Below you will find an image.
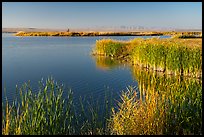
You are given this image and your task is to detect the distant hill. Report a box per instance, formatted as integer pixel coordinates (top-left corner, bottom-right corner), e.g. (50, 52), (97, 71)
(174, 29), (202, 32)
(2, 28), (65, 33)
(2, 27), (202, 33)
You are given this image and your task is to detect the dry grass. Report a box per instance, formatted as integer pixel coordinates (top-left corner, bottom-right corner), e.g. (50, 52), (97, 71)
(109, 67), (202, 135)
(109, 86), (165, 135)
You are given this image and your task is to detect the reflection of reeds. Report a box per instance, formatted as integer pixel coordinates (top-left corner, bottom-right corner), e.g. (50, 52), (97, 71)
(109, 68), (202, 135)
(93, 56), (122, 70)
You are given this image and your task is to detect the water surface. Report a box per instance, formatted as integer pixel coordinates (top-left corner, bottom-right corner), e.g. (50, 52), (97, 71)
(2, 33), (170, 106)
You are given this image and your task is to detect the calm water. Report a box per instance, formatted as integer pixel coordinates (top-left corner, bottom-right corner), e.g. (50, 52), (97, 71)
(2, 33), (171, 107)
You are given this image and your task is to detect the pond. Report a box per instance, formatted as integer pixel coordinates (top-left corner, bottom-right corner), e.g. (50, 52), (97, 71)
(2, 33), (171, 107)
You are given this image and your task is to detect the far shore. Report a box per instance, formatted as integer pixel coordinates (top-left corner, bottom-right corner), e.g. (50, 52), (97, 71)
(13, 31), (202, 37)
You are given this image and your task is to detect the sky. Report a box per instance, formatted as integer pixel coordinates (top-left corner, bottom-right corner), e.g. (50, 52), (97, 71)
(2, 2), (202, 29)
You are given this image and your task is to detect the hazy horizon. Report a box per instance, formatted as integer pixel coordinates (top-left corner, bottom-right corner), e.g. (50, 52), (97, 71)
(2, 2), (202, 30)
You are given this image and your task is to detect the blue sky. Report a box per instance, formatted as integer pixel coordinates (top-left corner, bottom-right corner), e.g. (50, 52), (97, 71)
(2, 2), (202, 29)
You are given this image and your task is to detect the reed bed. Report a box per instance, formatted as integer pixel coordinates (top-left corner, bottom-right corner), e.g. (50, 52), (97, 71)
(163, 31), (202, 36)
(131, 38), (202, 78)
(2, 78), (112, 135)
(109, 67), (202, 135)
(93, 38), (202, 78)
(172, 34), (202, 39)
(93, 39), (128, 57)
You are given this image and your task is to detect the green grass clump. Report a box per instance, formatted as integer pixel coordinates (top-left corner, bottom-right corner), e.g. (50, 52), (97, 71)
(93, 39), (127, 57)
(2, 78), (112, 135)
(2, 78), (75, 135)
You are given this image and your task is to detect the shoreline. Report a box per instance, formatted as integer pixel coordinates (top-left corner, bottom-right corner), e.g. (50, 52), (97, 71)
(13, 31), (202, 37)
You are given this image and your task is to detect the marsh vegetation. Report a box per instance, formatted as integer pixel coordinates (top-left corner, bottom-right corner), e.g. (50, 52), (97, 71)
(92, 37), (202, 78)
(2, 69), (202, 135)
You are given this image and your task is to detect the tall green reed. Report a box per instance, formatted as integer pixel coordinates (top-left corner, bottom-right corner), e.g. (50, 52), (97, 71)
(2, 77), (114, 135)
(2, 77), (75, 135)
(93, 38), (202, 78)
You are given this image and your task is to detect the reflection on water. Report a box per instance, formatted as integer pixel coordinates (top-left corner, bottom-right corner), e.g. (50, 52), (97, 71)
(92, 56), (125, 70)
(131, 65), (202, 100)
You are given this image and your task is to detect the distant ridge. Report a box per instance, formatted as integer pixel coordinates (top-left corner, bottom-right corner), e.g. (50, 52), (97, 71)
(2, 28), (65, 33)
(2, 27), (202, 33)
